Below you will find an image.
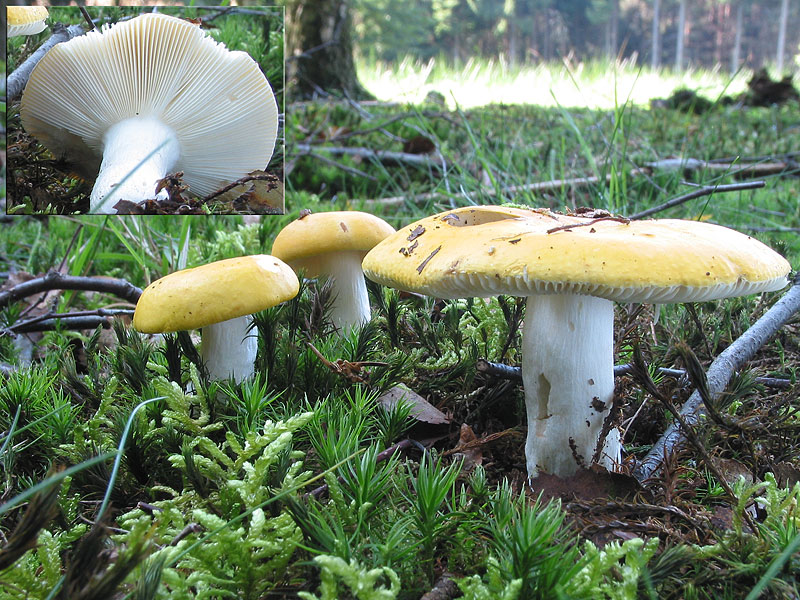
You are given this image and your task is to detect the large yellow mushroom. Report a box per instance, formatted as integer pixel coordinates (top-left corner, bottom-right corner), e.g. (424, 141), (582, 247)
(363, 205), (791, 477)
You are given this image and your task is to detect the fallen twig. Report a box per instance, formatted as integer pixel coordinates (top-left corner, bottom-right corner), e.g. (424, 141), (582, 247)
(0, 272), (142, 310)
(420, 573), (460, 600)
(627, 344), (760, 535)
(645, 157), (799, 178)
(294, 143), (443, 168)
(475, 358), (793, 389)
(360, 170), (648, 208)
(628, 180), (766, 220)
(7, 24), (86, 102)
(441, 427), (520, 457)
(6, 309), (134, 334)
(633, 274), (800, 483)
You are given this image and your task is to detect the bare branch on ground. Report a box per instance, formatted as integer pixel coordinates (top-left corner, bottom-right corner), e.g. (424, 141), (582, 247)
(7, 24), (86, 102)
(475, 358), (793, 389)
(361, 170), (649, 208)
(633, 274), (800, 483)
(627, 180), (766, 219)
(0, 272), (142, 310)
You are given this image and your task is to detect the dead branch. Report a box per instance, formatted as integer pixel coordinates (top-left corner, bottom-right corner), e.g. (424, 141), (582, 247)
(0, 272), (142, 310)
(633, 274), (800, 483)
(628, 180), (765, 220)
(7, 24), (86, 102)
(645, 157), (799, 178)
(420, 574), (461, 600)
(475, 358), (792, 389)
(294, 143), (443, 168)
(361, 170), (648, 208)
(6, 309), (134, 334)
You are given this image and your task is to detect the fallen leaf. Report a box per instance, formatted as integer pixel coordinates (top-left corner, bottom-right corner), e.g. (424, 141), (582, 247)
(451, 424), (483, 472)
(378, 385), (449, 424)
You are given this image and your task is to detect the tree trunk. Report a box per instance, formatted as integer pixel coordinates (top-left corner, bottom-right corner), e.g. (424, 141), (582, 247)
(675, 0), (687, 71)
(651, 0), (661, 69)
(286, 0), (372, 100)
(731, 1), (743, 75)
(609, 0), (619, 59)
(776, 0), (789, 72)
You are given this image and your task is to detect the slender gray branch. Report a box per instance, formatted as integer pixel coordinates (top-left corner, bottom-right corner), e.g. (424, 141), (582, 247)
(294, 143), (443, 168)
(628, 180), (765, 220)
(7, 24), (86, 102)
(475, 358), (792, 389)
(633, 274), (800, 483)
(8, 309), (134, 334)
(0, 272), (142, 309)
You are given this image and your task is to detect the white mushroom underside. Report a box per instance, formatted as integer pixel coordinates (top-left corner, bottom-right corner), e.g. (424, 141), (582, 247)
(20, 13), (279, 207)
(434, 271), (789, 304)
(90, 117), (179, 213)
(8, 21), (47, 37)
(523, 293), (621, 477)
(200, 315), (257, 383)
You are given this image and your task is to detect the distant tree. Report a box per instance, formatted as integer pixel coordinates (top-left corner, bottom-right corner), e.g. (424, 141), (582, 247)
(651, 0), (661, 69)
(730, 0), (743, 74)
(286, 0), (372, 100)
(777, 0), (789, 72)
(674, 0), (687, 70)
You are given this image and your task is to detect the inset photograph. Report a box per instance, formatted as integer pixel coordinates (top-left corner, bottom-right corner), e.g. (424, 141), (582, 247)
(7, 6), (284, 215)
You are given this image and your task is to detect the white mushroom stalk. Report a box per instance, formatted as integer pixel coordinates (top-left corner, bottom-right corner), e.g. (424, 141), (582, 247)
(90, 117), (179, 213)
(523, 294), (620, 476)
(318, 250), (372, 333)
(271, 211), (396, 336)
(362, 206), (791, 479)
(200, 315), (257, 383)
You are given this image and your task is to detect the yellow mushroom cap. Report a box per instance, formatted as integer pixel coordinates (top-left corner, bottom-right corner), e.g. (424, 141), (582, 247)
(362, 205), (791, 303)
(133, 255), (299, 333)
(271, 211), (396, 277)
(7, 6), (49, 37)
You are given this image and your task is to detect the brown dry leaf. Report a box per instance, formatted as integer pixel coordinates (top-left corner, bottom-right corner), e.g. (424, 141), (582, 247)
(451, 423), (483, 472)
(377, 385), (449, 425)
(773, 462), (800, 488)
(711, 457), (754, 487)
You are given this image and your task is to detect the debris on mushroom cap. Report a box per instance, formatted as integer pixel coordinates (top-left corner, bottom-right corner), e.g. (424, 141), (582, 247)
(363, 205), (791, 303)
(133, 255), (298, 334)
(7, 7), (49, 37)
(272, 211), (396, 277)
(20, 13), (279, 201)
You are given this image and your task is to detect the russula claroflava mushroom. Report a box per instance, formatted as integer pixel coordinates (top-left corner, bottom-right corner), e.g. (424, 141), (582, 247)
(7, 6), (49, 37)
(271, 211), (396, 334)
(362, 205), (791, 477)
(133, 255), (298, 383)
(20, 13), (278, 214)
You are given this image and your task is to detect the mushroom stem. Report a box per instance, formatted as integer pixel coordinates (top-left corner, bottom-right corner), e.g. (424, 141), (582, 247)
(522, 293), (621, 477)
(320, 251), (371, 334)
(200, 315), (257, 383)
(90, 116), (180, 213)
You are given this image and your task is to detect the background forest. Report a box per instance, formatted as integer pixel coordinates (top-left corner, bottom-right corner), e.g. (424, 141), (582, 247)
(352, 0), (800, 73)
